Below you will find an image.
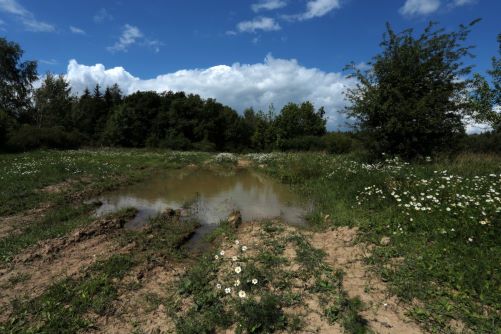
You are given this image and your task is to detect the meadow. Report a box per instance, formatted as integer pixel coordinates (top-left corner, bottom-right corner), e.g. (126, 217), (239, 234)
(0, 149), (499, 333)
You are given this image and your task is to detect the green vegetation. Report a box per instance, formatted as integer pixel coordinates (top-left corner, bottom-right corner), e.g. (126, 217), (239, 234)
(171, 220), (368, 334)
(1, 209), (201, 333)
(248, 152), (501, 333)
(1, 24), (500, 156)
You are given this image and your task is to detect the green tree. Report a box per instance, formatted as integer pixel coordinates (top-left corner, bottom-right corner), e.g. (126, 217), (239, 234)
(344, 21), (481, 158)
(274, 102), (326, 140)
(34, 73), (73, 128)
(471, 33), (501, 131)
(0, 37), (37, 120)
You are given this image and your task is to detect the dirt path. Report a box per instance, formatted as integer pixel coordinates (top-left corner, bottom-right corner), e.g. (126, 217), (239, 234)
(0, 214), (132, 322)
(309, 227), (424, 334)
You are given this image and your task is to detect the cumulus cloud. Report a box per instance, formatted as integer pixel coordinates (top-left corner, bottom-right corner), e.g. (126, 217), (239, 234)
(251, 0), (287, 12)
(69, 26), (86, 35)
(399, 0), (441, 16)
(0, 0), (54, 32)
(107, 24), (143, 52)
(285, 0), (341, 21)
(64, 56), (355, 130)
(236, 17), (281, 33)
(93, 8), (113, 23)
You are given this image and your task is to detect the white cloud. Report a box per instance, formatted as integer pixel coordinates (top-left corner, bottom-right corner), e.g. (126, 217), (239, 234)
(0, 0), (54, 32)
(69, 26), (86, 35)
(107, 24), (143, 52)
(64, 56), (355, 130)
(237, 17), (281, 33)
(450, 0), (476, 7)
(399, 0), (441, 16)
(93, 8), (113, 23)
(251, 0), (287, 12)
(39, 59), (58, 65)
(285, 0), (341, 21)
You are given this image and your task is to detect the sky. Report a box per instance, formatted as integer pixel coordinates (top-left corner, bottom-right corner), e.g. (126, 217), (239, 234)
(0, 0), (499, 130)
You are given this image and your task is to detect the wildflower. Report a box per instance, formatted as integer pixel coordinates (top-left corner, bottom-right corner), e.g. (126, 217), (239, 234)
(216, 283), (222, 289)
(235, 240), (240, 245)
(214, 255), (219, 260)
(238, 290), (247, 298)
(225, 287), (231, 294)
(241, 246), (248, 252)
(235, 266), (242, 274)
(252, 278), (258, 285)
(479, 220), (488, 225)
(234, 279), (241, 287)
(220, 250), (225, 256)
(468, 237), (473, 243)
(232, 256), (238, 262)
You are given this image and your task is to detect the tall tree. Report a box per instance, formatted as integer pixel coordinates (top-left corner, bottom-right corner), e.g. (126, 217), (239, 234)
(34, 73), (72, 128)
(344, 21), (481, 158)
(274, 102), (326, 140)
(0, 37), (37, 120)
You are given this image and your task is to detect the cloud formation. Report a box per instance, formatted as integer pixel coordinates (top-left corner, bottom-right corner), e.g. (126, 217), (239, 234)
(69, 26), (86, 35)
(251, 0), (287, 12)
(64, 56), (355, 130)
(236, 17), (281, 33)
(0, 0), (54, 32)
(285, 0), (341, 21)
(93, 8), (113, 23)
(107, 24), (143, 52)
(399, 0), (441, 15)
(107, 24), (162, 53)
(399, 0), (475, 16)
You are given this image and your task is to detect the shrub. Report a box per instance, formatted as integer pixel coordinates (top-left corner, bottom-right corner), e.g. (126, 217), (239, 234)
(278, 135), (325, 151)
(462, 131), (501, 154)
(322, 132), (355, 154)
(6, 125), (84, 152)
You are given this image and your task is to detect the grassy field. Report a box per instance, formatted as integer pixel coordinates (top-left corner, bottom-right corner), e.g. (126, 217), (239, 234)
(0, 149), (499, 333)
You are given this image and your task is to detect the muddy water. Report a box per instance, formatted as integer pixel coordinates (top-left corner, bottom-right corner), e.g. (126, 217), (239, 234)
(95, 168), (308, 246)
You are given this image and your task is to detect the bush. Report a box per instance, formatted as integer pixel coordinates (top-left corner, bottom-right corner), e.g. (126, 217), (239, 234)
(0, 110), (16, 150)
(278, 135), (325, 151)
(6, 125), (84, 152)
(462, 131), (501, 153)
(322, 132), (355, 154)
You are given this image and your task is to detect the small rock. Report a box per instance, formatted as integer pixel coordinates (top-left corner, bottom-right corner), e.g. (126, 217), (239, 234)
(380, 236), (391, 246)
(227, 210), (242, 229)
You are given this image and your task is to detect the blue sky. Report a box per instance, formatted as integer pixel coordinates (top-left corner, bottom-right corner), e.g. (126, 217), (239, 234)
(0, 0), (499, 129)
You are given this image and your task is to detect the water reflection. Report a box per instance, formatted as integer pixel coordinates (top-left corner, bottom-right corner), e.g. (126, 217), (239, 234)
(95, 168), (307, 229)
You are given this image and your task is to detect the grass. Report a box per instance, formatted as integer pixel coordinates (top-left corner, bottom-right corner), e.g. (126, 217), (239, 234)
(3, 254), (136, 333)
(170, 220), (369, 333)
(246, 152), (501, 333)
(1, 148), (499, 333)
(1, 210), (201, 333)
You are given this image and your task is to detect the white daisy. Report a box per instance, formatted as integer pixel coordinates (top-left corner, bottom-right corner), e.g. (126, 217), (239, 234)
(235, 266), (242, 274)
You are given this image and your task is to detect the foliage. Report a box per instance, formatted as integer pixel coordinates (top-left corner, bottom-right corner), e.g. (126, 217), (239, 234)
(6, 125), (83, 152)
(261, 152), (501, 332)
(0, 37), (37, 120)
(33, 73), (73, 128)
(344, 21), (481, 158)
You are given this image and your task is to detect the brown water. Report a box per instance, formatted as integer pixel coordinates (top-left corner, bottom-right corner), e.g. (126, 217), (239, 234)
(95, 168), (308, 245)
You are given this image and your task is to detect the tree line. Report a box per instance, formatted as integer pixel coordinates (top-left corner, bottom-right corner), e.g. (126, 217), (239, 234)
(0, 20), (500, 158)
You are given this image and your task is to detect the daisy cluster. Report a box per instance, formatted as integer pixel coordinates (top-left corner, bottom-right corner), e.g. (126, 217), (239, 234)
(213, 240), (258, 299)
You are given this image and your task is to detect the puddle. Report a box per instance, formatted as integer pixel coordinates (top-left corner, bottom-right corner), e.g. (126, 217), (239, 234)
(94, 168), (309, 248)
